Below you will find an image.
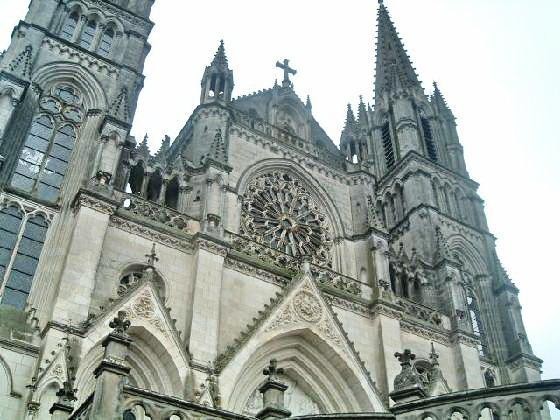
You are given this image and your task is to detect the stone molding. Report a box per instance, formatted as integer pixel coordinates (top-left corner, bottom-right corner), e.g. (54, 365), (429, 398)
(41, 37), (118, 78)
(224, 257), (290, 288)
(109, 215), (194, 253)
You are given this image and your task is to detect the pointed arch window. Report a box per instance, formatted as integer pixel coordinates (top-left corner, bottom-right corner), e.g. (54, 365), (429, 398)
(381, 121), (395, 169)
(0, 205), (49, 310)
(60, 11), (79, 41)
(10, 84), (83, 203)
(466, 290), (488, 356)
(79, 18), (97, 49)
(97, 26), (115, 57)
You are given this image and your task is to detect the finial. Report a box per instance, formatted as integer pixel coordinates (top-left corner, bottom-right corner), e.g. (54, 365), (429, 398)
(146, 243), (158, 266)
(109, 311), (131, 336)
(429, 342), (439, 366)
(263, 359), (284, 382)
(394, 349), (416, 366)
(276, 59), (297, 88)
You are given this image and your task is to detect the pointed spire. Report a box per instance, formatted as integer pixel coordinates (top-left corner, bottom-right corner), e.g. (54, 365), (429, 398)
(211, 40), (229, 70)
(8, 45), (33, 79)
(358, 96), (368, 126)
(155, 135), (171, 161)
(374, 2), (421, 99)
(137, 133), (151, 157)
(345, 103), (356, 128)
(305, 95), (312, 111)
(431, 82), (455, 119)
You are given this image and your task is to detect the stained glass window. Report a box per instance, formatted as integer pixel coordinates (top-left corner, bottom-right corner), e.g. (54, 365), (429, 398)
(10, 85), (82, 203)
(0, 207), (48, 310)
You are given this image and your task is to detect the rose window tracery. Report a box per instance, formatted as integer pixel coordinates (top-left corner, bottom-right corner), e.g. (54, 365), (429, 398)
(241, 171), (333, 265)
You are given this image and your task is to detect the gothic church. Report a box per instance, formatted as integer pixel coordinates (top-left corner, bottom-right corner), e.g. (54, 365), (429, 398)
(0, 0), (558, 419)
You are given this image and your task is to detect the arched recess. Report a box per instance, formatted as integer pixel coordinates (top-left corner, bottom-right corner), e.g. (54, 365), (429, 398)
(446, 234), (488, 277)
(0, 355), (13, 396)
(223, 328), (382, 415)
(32, 61), (107, 111)
(75, 325), (185, 404)
(235, 159), (347, 270)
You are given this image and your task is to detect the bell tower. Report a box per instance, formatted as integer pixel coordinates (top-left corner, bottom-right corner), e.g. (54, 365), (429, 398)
(200, 40), (234, 104)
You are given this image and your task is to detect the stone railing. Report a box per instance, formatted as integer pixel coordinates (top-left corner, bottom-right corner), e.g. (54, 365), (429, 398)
(394, 298), (447, 329)
(228, 232), (365, 297)
(390, 379), (560, 420)
(120, 193), (193, 235)
(121, 386), (252, 420)
(231, 109), (347, 171)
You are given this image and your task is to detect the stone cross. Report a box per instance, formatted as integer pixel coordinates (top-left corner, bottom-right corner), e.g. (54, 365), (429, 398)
(276, 59), (297, 88)
(263, 359), (284, 382)
(109, 311), (131, 336)
(394, 349), (416, 366)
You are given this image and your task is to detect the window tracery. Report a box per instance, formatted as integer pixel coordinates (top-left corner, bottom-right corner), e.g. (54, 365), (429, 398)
(10, 84), (83, 203)
(466, 289), (488, 356)
(240, 171), (333, 266)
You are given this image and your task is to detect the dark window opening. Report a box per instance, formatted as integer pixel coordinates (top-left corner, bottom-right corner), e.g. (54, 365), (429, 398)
(128, 161), (145, 195)
(165, 177), (180, 209)
(146, 170), (163, 202)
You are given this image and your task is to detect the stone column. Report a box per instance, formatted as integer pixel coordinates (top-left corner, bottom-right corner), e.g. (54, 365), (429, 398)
(89, 312), (132, 420)
(256, 360), (291, 420)
(51, 191), (116, 323)
(188, 239), (226, 363)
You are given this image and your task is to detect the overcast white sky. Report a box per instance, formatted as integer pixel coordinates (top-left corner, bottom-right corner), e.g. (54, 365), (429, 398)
(1, 0), (559, 391)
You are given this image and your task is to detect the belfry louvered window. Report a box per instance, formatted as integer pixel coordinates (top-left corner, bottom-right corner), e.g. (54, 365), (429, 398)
(10, 84), (83, 203)
(421, 117), (438, 162)
(381, 121), (395, 169)
(79, 18), (97, 49)
(0, 204), (49, 310)
(60, 11), (79, 41)
(97, 26), (115, 57)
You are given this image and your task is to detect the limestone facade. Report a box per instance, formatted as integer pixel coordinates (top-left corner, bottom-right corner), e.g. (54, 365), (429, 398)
(0, 1), (557, 419)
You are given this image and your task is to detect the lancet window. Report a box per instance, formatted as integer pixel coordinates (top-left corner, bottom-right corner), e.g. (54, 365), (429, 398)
(59, 10), (117, 58)
(0, 203), (49, 310)
(10, 84), (84, 203)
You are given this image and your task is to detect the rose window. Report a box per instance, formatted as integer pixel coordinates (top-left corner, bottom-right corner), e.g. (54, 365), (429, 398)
(241, 171), (333, 265)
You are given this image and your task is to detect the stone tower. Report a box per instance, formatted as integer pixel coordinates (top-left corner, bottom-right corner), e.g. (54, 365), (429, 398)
(0, 1), (557, 420)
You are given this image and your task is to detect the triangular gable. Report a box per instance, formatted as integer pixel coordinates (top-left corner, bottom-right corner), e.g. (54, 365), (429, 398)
(216, 268), (385, 410)
(82, 281), (189, 377)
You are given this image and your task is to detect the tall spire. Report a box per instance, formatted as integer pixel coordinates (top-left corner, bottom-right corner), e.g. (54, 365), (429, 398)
(211, 40), (229, 70)
(431, 82), (455, 119)
(374, 1), (421, 99)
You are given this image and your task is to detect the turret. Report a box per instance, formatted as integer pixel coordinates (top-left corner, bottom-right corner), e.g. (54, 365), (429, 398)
(200, 40), (234, 104)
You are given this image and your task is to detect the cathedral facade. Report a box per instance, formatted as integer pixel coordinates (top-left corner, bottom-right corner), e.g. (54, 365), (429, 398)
(0, 1), (558, 419)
